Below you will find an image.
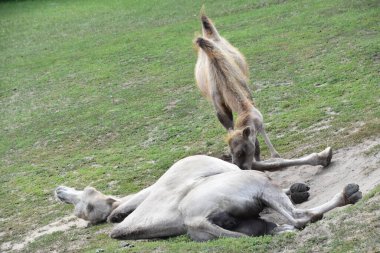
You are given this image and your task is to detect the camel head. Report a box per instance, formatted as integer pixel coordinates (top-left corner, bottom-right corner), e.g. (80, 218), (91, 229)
(55, 186), (118, 224)
(227, 126), (256, 170)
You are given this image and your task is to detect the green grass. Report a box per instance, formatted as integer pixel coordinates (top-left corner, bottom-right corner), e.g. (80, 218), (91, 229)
(0, 0), (379, 252)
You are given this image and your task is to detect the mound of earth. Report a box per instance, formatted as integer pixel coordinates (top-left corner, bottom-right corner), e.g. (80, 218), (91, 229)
(261, 136), (380, 224)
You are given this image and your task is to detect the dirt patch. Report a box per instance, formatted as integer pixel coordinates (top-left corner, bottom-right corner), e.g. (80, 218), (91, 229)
(262, 136), (380, 224)
(0, 216), (88, 252)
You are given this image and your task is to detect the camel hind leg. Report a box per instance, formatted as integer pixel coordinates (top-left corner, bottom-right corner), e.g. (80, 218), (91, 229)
(261, 183), (362, 228)
(213, 95), (234, 131)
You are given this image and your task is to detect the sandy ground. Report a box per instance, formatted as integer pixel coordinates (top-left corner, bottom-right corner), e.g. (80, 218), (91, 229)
(1, 137), (379, 252)
(262, 136), (380, 223)
(0, 216), (88, 252)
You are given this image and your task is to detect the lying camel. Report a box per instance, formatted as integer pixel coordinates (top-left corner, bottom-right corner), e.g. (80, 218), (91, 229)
(55, 151), (360, 241)
(194, 13), (280, 170)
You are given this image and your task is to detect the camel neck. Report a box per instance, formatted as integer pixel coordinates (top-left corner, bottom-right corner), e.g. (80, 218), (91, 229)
(235, 106), (255, 130)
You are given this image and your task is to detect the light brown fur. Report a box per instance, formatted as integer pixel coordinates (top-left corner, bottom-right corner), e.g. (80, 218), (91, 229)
(194, 13), (279, 169)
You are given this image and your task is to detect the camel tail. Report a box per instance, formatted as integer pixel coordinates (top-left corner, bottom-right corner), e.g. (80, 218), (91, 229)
(195, 37), (221, 59)
(195, 37), (219, 56)
(200, 8), (221, 41)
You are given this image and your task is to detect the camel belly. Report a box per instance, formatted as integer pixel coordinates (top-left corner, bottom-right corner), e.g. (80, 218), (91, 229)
(179, 170), (268, 220)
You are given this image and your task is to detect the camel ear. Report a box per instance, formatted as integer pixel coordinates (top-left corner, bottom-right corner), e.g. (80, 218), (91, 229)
(242, 126), (251, 139)
(106, 197), (117, 206)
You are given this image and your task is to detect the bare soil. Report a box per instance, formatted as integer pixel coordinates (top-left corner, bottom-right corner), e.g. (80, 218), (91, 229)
(262, 136), (380, 224)
(0, 216), (88, 252)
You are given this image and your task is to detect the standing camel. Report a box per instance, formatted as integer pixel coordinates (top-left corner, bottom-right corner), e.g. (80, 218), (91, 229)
(194, 13), (280, 170)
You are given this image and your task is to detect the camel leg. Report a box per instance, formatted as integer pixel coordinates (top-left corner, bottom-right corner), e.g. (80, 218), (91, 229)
(254, 138), (261, 161)
(251, 147), (333, 171)
(185, 217), (247, 242)
(110, 202), (186, 240)
(213, 95), (234, 131)
(110, 216), (185, 240)
(107, 186), (152, 223)
(262, 183), (362, 228)
(259, 128), (280, 158)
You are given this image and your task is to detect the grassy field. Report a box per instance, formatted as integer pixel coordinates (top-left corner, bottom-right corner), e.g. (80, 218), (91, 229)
(1, 0), (379, 252)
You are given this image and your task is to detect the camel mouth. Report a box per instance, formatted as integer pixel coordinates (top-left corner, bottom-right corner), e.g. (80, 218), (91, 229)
(54, 188), (66, 203)
(54, 186), (72, 204)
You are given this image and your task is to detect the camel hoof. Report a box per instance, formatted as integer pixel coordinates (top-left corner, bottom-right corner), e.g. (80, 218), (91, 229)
(290, 183), (310, 204)
(107, 211), (127, 223)
(343, 184), (362, 205)
(290, 183), (310, 193)
(291, 192), (310, 204)
(319, 147), (333, 167)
